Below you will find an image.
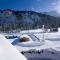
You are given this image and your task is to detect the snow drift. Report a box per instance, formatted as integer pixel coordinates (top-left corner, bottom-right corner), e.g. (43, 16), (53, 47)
(0, 34), (27, 60)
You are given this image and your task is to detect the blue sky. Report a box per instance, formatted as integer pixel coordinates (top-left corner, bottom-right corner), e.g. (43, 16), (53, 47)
(0, 0), (60, 12)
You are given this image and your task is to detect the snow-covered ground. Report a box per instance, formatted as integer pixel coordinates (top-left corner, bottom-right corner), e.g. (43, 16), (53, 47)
(0, 34), (27, 60)
(20, 29), (43, 34)
(23, 48), (60, 60)
(2, 29), (60, 52)
(34, 32), (60, 40)
(1, 29), (60, 60)
(13, 31), (60, 52)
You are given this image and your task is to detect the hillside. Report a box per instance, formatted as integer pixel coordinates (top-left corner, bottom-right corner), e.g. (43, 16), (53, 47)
(0, 9), (59, 31)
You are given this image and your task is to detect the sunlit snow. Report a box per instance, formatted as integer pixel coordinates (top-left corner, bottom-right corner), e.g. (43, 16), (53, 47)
(0, 34), (27, 60)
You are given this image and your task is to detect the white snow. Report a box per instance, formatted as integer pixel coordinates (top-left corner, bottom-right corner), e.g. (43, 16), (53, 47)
(20, 34), (34, 43)
(20, 29), (43, 34)
(16, 40), (60, 51)
(0, 34), (27, 60)
(15, 30), (60, 52)
(1, 29), (60, 52)
(34, 32), (60, 40)
(8, 38), (18, 43)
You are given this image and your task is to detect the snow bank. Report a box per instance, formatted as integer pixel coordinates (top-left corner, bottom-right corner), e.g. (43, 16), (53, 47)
(20, 34), (33, 43)
(0, 34), (27, 60)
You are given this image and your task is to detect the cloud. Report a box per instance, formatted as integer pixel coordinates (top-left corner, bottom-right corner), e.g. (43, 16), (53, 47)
(51, 0), (60, 13)
(51, 2), (56, 6)
(31, 7), (35, 11)
(51, 0), (60, 6)
(30, 7), (39, 12)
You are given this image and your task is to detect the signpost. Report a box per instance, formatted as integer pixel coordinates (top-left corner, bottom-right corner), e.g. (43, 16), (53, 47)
(42, 25), (45, 43)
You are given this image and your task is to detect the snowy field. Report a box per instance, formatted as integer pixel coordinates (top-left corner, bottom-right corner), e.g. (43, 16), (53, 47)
(16, 31), (60, 51)
(1, 29), (60, 60)
(2, 29), (60, 52)
(17, 31), (60, 60)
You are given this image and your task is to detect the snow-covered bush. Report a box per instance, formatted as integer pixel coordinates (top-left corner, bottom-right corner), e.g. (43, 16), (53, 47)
(20, 37), (29, 42)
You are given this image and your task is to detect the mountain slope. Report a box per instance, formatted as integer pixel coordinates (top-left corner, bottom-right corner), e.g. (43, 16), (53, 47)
(0, 9), (59, 31)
